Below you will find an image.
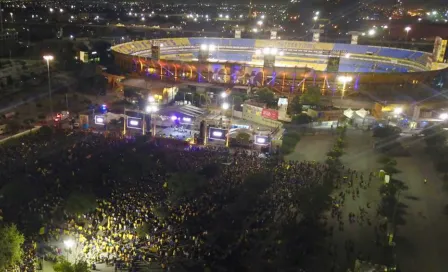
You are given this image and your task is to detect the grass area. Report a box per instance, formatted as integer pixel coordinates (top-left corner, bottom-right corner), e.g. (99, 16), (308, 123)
(4, 93), (95, 126)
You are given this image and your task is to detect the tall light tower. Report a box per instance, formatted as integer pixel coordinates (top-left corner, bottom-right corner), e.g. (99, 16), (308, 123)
(248, 0), (252, 18)
(43, 55), (54, 119)
(404, 26), (411, 42)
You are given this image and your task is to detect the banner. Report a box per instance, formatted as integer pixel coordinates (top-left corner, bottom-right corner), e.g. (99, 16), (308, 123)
(327, 57), (340, 72)
(254, 40), (334, 51)
(235, 30), (241, 39)
(261, 108), (279, 120)
(79, 114), (89, 126)
(351, 35), (359, 45)
(151, 46), (160, 60)
(438, 40), (447, 63)
(263, 55), (275, 68)
(432, 36), (443, 62)
(372, 103), (383, 119)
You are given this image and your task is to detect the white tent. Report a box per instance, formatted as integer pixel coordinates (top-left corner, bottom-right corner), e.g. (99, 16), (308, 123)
(355, 108), (368, 118)
(343, 108), (354, 118)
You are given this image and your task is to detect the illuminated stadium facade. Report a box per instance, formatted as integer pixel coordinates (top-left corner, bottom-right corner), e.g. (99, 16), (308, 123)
(111, 38), (448, 95)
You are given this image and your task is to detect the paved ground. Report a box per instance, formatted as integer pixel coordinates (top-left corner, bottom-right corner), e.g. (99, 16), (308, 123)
(392, 137), (448, 272)
(322, 129), (387, 271)
(285, 132), (335, 162)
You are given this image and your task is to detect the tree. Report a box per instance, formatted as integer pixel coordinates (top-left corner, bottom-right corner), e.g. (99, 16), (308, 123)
(0, 224), (24, 271)
(423, 126), (446, 151)
(255, 88), (276, 107)
(232, 95), (244, 111)
(288, 95), (302, 115)
(4, 120), (21, 134)
(53, 259), (89, 272)
(135, 222), (150, 239)
(434, 151), (448, 179)
(292, 113), (312, 125)
(236, 132), (251, 143)
(64, 191), (97, 216)
(300, 86), (321, 105)
(151, 204), (170, 220)
(167, 172), (207, 202)
(372, 125), (401, 139)
(199, 163), (221, 179)
(326, 147), (343, 158)
(281, 131), (301, 154)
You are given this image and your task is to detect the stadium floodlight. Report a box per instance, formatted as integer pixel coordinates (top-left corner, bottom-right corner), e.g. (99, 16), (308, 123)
(263, 47), (270, 54)
(337, 76), (353, 83)
(393, 107), (403, 115)
(222, 102), (230, 110)
(439, 113), (448, 120)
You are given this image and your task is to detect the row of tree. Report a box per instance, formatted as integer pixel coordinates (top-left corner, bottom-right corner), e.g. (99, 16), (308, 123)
(280, 131), (301, 155)
(325, 126), (347, 168)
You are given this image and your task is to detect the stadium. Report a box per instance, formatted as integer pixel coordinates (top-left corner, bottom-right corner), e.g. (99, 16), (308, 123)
(111, 37), (448, 96)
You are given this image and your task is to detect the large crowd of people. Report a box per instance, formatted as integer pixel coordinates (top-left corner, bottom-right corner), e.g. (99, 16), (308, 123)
(0, 126), (384, 272)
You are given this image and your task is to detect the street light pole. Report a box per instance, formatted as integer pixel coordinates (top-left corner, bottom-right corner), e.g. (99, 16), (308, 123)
(43, 55), (54, 120)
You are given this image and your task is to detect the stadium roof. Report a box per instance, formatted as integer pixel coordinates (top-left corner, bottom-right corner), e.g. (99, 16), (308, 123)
(157, 104), (207, 119)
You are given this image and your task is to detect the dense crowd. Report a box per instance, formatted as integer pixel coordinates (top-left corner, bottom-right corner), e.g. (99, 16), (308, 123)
(0, 127), (367, 272)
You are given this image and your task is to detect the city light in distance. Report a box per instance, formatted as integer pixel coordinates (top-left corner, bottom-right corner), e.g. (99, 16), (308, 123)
(222, 102), (230, 110)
